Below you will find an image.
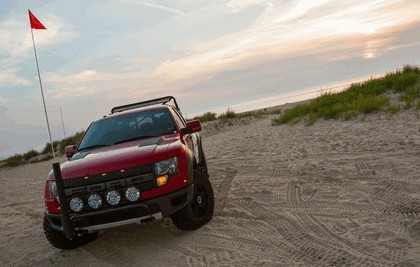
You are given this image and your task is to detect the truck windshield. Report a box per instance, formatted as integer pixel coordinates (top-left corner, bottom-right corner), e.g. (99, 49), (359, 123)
(78, 109), (177, 151)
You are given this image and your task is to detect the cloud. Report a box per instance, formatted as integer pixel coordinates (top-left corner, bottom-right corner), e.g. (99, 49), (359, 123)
(150, 0), (420, 81)
(45, 70), (100, 84)
(0, 68), (32, 87)
(44, 69), (143, 84)
(0, 96), (10, 104)
(0, 10), (77, 67)
(73, 70), (97, 80)
(225, 0), (268, 12)
(52, 86), (99, 99)
(118, 0), (184, 16)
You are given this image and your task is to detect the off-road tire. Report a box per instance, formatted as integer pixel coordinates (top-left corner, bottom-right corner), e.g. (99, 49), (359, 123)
(171, 170), (214, 230)
(43, 215), (98, 250)
(197, 138), (209, 178)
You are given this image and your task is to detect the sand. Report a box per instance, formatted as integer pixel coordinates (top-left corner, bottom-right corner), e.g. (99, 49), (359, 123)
(1, 106), (419, 266)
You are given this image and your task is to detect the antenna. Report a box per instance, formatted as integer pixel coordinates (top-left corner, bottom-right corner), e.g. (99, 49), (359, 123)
(60, 106), (67, 139)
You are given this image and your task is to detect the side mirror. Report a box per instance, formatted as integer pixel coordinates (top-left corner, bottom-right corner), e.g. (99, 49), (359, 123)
(65, 145), (77, 159)
(181, 120), (202, 135)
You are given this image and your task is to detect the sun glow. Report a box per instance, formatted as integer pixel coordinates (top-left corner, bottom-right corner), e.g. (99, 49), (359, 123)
(364, 52), (375, 59)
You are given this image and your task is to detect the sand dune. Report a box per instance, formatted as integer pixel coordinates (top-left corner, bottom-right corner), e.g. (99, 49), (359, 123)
(1, 106), (419, 266)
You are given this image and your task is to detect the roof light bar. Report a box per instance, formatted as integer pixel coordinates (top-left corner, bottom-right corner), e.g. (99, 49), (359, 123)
(111, 96), (179, 114)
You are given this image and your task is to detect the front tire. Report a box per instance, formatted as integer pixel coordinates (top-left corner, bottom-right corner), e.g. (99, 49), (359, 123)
(43, 215), (98, 250)
(171, 170), (214, 230)
(197, 139), (209, 178)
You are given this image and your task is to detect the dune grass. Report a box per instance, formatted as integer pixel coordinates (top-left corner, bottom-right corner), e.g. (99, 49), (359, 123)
(194, 107), (281, 126)
(193, 112), (217, 122)
(272, 65), (420, 126)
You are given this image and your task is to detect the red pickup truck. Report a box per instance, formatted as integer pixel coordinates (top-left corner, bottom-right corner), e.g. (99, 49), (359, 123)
(43, 96), (213, 249)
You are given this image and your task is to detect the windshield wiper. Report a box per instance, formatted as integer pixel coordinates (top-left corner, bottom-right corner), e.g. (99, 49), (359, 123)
(113, 135), (160, 145)
(78, 144), (109, 151)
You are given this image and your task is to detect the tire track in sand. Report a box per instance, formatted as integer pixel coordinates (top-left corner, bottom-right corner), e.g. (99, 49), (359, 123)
(284, 169), (407, 266)
(214, 168), (237, 215)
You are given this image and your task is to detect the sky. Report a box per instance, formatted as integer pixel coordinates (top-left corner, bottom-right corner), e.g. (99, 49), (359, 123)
(0, 0), (419, 159)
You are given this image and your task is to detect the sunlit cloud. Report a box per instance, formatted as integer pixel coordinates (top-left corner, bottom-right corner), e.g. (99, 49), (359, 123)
(44, 69), (142, 84)
(45, 70), (98, 83)
(73, 70), (97, 80)
(151, 0), (420, 81)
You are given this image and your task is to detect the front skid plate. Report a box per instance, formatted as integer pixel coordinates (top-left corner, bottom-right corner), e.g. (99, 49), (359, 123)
(75, 212), (163, 233)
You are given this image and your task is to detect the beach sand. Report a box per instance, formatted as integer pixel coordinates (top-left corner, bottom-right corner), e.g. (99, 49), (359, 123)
(1, 105), (419, 266)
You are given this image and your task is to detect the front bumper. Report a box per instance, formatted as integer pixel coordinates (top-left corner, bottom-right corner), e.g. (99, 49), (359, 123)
(45, 184), (194, 233)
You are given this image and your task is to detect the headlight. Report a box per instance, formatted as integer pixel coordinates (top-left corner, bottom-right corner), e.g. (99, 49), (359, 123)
(88, 194), (102, 209)
(155, 157), (178, 176)
(49, 180), (58, 198)
(106, 190), (121, 206)
(69, 197), (84, 212)
(125, 187), (140, 202)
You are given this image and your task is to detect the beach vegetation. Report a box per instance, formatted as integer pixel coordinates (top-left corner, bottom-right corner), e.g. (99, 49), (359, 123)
(270, 109), (282, 115)
(1, 131), (85, 168)
(217, 109), (236, 125)
(385, 104), (401, 115)
(193, 112), (217, 122)
(218, 108), (236, 120)
(59, 131), (85, 155)
(41, 141), (59, 155)
(22, 149), (40, 160)
(272, 65), (420, 125)
(237, 110), (265, 119)
(194, 107), (280, 126)
(3, 154), (25, 167)
(217, 109), (269, 125)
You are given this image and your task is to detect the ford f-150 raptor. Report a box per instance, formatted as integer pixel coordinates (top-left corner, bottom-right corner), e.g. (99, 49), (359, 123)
(43, 96), (213, 249)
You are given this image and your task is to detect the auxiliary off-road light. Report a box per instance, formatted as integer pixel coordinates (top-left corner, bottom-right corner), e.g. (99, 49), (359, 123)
(69, 197), (84, 212)
(106, 190), (121, 206)
(87, 193), (102, 209)
(156, 175), (168, 187)
(125, 187), (140, 202)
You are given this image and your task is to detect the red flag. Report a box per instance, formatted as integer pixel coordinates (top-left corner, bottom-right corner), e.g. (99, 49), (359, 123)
(28, 10), (47, 30)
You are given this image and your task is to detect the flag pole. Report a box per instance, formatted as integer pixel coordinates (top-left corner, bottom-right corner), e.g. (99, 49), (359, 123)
(30, 27), (56, 158)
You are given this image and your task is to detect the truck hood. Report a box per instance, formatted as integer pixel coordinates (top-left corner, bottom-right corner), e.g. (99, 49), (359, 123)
(49, 135), (182, 180)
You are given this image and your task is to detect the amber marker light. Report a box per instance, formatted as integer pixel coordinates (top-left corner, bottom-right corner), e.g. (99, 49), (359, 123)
(120, 169), (125, 173)
(84, 176), (89, 180)
(102, 173), (107, 176)
(156, 175), (168, 187)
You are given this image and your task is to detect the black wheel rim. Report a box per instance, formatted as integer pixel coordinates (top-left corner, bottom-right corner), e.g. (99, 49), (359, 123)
(191, 184), (208, 217)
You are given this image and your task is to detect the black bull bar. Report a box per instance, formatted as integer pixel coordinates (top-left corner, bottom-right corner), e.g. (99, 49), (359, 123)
(52, 162), (75, 240)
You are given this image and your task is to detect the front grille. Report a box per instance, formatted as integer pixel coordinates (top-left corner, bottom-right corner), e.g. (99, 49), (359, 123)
(137, 180), (156, 192)
(64, 175), (156, 197)
(62, 163), (157, 214)
(63, 163), (154, 188)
